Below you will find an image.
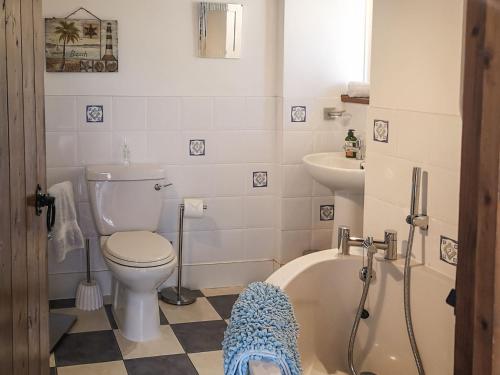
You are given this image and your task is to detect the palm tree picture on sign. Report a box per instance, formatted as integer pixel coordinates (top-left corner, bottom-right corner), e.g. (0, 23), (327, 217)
(45, 18), (118, 72)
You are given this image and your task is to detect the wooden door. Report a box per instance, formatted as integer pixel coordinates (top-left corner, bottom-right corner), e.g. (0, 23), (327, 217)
(454, 0), (500, 374)
(0, 0), (49, 374)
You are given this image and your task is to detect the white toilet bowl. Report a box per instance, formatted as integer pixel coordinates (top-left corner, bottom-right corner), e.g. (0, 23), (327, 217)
(101, 231), (176, 342)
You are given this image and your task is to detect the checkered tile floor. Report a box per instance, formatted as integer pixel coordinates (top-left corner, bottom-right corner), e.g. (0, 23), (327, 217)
(49, 286), (243, 375)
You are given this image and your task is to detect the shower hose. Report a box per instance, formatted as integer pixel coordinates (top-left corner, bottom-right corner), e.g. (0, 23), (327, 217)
(347, 227), (425, 375)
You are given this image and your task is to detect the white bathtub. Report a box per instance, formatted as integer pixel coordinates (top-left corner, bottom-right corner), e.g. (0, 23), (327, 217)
(266, 249), (455, 375)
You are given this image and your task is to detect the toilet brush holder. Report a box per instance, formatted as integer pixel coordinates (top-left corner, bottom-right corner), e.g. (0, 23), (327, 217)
(161, 203), (206, 306)
(76, 239), (103, 311)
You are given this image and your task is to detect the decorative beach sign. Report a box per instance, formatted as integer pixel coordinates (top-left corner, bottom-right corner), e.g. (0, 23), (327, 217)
(45, 17), (118, 72)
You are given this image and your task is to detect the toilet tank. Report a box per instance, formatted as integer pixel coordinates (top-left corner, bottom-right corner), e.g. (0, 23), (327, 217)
(85, 164), (166, 236)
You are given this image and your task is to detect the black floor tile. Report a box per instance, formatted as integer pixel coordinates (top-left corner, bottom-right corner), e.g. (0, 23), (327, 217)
(54, 330), (122, 366)
(207, 294), (239, 320)
(124, 354), (198, 375)
(171, 320), (227, 353)
(49, 298), (76, 309)
(159, 307), (169, 325)
(104, 305), (118, 330)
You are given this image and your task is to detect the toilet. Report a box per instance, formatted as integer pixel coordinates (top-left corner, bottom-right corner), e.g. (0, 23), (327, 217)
(86, 164), (177, 342)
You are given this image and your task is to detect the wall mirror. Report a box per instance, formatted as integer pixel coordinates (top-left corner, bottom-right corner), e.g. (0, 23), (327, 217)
(199, 2), (243, 59)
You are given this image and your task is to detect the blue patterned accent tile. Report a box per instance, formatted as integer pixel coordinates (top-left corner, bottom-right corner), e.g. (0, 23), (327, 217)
(86, 105), (104, 123)
(253, 171), (268, 188)
(189, 139), (205, 156)
(440, 236), (458, 266)
(291, 106), (307, 122)
(320, 205), (334, 221)
(373, 119), (389, 143)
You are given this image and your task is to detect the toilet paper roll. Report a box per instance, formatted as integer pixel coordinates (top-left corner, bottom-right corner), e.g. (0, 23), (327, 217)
(183, 198), (205, 218)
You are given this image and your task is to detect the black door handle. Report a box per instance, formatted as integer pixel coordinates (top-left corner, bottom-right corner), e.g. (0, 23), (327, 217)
(35, 184), (56, 232)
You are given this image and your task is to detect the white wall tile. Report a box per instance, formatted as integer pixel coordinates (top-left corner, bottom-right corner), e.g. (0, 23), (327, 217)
(147, 97), (181, 130)
(425, 166), (460, 226)
(209, 197), (244, 230)
(181, 97), (213, 130)
(313, 181), (333, 197)
(111, 132), (148, 163)
(364, 152), (413, 208)
(281, 165), (313, 198)
(47, 167), (87, 202)
(280, 230), (311, 264)
(76, 96), (112, 132)
(181, 197), (243, 232)
(147, 131), (181, 164)
(244, 196), (276, 228)
(165, 165), (216, 198)
(311, 229), (333, 250)
(284, 98), (316, 130)
(180, 132), (215, 164)
(366, 107), (399, 156)
(244, 228), (276, 260)
(214, 132), (248, 163)
(48, 246), (83, 274)
(46, 132), (77, 167)
(245, 164), (276, 196)
(77, 132), (112, 165)
(45, 96), (76, 131)
(112, 97), (146, 130)
(214, 97), (246, 130)
(183, 230), (245, 263)
(246, 97), (276, 131)
(281, 197), (312, 230)
(244, 132), (275, 163)
(78, 202), (97, 237)
(313, 131), (346, 153)
(158, 199), (182, 233)
(282, 131), (313, 164)
(426, 218), (458, 279)
(88, 237), (108, 272)
(312, 196), (336, 229)
(214, 165), (246, 197)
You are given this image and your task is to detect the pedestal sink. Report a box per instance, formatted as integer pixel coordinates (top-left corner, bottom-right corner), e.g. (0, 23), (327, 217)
(303, 152), (365, 247)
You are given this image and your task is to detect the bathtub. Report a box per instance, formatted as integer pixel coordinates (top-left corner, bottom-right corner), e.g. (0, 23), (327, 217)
(266, 248), (455, 375)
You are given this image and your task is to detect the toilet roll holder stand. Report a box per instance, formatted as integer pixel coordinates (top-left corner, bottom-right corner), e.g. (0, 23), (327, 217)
(161, 202), (207, 306)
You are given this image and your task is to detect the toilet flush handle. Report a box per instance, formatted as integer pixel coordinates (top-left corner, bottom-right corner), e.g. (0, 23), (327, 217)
(154, 183), (173, 191)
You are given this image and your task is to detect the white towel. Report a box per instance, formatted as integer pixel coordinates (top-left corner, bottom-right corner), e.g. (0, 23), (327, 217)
(347, 81), (370, 98)
(48, 181), (85, 262)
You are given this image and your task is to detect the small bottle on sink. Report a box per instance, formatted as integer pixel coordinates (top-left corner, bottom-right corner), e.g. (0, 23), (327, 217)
(344, 129), (358, 159)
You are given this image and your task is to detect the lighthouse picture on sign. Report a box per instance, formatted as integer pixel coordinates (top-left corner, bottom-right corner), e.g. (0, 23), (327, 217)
(45, 18), (118, 72)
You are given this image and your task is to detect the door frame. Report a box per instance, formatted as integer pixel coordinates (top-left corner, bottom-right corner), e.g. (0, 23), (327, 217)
(454, 0), (500, 373)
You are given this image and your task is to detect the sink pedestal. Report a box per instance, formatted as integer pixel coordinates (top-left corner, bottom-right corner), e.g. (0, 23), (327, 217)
(332, 192), (364, 247)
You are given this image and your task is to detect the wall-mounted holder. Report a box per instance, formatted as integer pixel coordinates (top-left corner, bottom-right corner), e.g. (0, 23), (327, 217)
(160, 202), (208, 306)
(324, 107), (347, 120)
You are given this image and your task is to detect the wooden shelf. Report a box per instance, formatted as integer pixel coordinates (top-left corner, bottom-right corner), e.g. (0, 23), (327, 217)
(341, 95), (369, 105)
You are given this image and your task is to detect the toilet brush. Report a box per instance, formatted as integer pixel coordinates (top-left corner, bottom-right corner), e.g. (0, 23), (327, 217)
(76, 239), (103, 311)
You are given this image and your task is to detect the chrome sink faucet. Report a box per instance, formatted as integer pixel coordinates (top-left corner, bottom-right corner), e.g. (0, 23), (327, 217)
(338, 225), (398, 260)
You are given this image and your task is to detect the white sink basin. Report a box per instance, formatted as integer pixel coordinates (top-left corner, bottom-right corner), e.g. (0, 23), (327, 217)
(302, 152), (365, 193)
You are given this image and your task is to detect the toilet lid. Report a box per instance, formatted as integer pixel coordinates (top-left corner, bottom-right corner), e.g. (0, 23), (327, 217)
(103, 231), (175, 265)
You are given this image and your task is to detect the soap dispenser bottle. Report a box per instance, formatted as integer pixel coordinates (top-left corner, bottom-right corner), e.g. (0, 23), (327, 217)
(344, 129), (358, 159)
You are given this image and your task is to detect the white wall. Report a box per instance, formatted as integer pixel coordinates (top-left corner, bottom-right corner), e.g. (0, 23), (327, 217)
(364, 0), (464, 279)
(277, 0), (368, 263)
(44, 0), (278, 97)
(44, 0), (280, 298)
(44, 0), (370, 298)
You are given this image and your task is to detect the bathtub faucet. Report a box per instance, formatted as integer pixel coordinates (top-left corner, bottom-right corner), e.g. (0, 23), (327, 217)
(338, 226), (398, 260)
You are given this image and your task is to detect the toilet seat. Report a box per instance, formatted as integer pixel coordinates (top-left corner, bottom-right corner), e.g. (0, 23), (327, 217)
(103, 231), (175, 268)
